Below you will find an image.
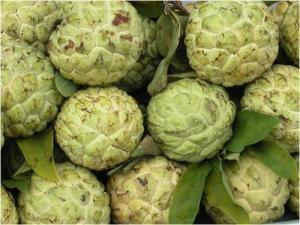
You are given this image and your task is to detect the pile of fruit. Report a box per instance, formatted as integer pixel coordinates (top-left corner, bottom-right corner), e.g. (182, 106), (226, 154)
(1, 1), (299, 224)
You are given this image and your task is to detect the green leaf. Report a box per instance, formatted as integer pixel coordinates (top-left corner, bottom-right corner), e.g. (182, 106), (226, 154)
(169, 162), (211, 224)
(130, 135), (161, 157)
(131, 1), (164, 18)
(264, 1), (277, 6)
(249, 141), (298, 180)
(225, 110), (280, 153)
(147, 8), (181, 95)
(2, 178), (31, 192)
(13, 162), (31, 177)
(55, 72), (79, 97)
(17, 129), (58, 182)
(204, 157), (250, 224)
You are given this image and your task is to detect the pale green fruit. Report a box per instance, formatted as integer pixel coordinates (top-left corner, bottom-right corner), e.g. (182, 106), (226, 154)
(241, 65), (299, 153)
(280, 2), (299, 66)
(147, 78), (236, 162)
(55, 87), (144, 171)
(18, 162), (110, 224)
(1, 185), (19, 224)
(1, 33), (63, 138)
(117, 17), (159, 92)
(48, 1), (143, 86)
(185, 1), (278, 87)
(269, 1), (293, 25)
(288, 154), (299, 215)
(107, 156), (185, 224)
(1, 1), (63, 52)
(204, 150), (289, 224)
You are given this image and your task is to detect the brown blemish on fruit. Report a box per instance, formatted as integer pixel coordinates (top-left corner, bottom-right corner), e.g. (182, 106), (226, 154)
(64, 40), (75, 50)
(120, 34), (133, 41)
(112, 11), (129, 26)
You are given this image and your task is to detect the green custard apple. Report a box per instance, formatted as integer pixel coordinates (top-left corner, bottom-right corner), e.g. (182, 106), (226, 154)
(1, 185), (19, 224)
(185, 1), (278, 87)
(288, 154), (299, 216)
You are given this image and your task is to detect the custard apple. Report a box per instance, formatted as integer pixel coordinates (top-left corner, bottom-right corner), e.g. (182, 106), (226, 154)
(117, 17), (160, 92)
(55, 87), (144, 171)
(107, 156), (185, 224)
(288, 154), (299, 215)
(280, 2), (299, 66)
(18, 162), (110, 224)
(1, 1), (63, 52)
(185, 1), (278, 87)
(204, 150), (289, 224)
(48, 1), (143, 86)
(1, 33), (63, 138)
(1, 185), (19, 224)
(241, 65), (299, 153)
(147, 78), (236, 162)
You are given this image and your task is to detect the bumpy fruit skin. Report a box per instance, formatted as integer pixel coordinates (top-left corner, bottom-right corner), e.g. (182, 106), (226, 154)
(241, 65), (299, 153)
(288, 154), (299, 215)
(1, 1), (62, 51)
(107, 156), (185, 224)
(55, 87), (144, 171)
(280, 2), (299, 66)
(48, 1), (143, 86)
(269, 1), (292, 25)
(1, 33), (63, 138)
(205, 150), (289, 224)
(1, 185), (19, 224)
(147, 79), (236, 162)
(18, 162), (110, 224)
(185, 1), (278, 87)
(117, 17), (159, 92)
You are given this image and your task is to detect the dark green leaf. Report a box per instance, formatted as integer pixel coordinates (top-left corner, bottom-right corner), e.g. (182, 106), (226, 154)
(225, 110), (280, 153)
(131, 1), (164, 18)
(17, 129), (58, 182)
(249, 141), (298, 180)
(264, 1), (277, 6)
(13, 162), (31, 177)
(204, 157), (250, 224)
(169, 162), (211, 224)
(147, 8), (181, 95)
(55, 72), (79, 97)
(2, 178), (31, 192)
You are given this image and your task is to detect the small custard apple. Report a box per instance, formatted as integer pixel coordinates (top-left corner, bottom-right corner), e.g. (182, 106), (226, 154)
(117, 17), (160, 92)
(1, 33), (63, 138)
(55, 87), (144, 171)
(185, 1), (278, 87)
(280, 2), (299, 66)
(18, 162), (110, 224)
(48, 1), (144, 86)
(204, 150), (289, 224)
(107, 156), (185, 224)
(1, 185), (19, 224)
(1, 1), (63, 51)
(241, 65), (299, 153)
(288, 154), (299, 215)
(147, 78), (236, 163)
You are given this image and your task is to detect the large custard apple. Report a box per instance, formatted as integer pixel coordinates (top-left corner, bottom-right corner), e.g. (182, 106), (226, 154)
(107, 156), (185, 224)
(1, 1), (63, 51)
(280, 2), (299, 66)
(1, 185), (19, 224)
(55, 87), (144, 171)
(147, 78), (236, 163)
(185, 1), (278, 87)
(288, 154), (299, 215)
(48, 1), (144, 86)
(117, 17), (160, 92)
(204, 150), (289, 224)
(241, 65), (299, 153)
(1, 33), (63, 138)
(269, 1), (293, 25)
(18, 162), (110, 224)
